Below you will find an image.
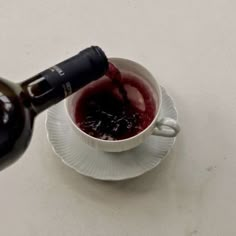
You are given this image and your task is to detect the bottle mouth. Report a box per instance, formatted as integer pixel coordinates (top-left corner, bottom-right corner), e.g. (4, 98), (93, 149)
(90, 46), (109, 74)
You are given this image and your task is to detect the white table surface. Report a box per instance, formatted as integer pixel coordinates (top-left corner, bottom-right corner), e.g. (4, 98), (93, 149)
(1, 1), (236, 235)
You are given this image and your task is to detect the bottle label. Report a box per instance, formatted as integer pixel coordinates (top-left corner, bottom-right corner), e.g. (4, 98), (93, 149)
(47, 65), (72, 97)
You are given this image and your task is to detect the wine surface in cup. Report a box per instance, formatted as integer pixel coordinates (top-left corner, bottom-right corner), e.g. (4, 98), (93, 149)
(75, 63), (156, 140)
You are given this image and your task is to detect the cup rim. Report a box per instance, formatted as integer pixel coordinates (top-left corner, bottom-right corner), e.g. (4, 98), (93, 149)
(65, 57), (162, 143)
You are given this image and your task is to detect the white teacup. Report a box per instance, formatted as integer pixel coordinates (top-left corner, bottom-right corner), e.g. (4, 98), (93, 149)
(65, 58), (180, 152)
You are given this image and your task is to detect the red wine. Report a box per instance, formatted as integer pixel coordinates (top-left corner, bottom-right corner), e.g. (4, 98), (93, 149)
(105, 63), (128, 103)
(0, 46), (108, 170)
(75, 63), (156, 140)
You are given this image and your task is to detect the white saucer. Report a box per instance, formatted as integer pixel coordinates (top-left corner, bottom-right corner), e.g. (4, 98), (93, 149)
(46, 87), (178, 181)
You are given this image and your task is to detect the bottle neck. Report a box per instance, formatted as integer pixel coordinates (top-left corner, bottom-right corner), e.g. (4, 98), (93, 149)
(21, 46), (108, 114)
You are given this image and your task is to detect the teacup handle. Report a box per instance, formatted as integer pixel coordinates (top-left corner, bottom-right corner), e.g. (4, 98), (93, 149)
(152, 118), (180, 137)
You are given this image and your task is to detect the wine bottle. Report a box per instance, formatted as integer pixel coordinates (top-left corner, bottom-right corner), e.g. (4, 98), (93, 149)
(0, 46), (108, 170)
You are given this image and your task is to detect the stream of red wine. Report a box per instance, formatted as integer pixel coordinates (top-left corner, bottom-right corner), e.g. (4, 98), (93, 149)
(105, 63), (128, 103)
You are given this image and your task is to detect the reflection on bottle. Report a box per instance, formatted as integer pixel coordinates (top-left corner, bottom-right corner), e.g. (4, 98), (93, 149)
(0, 93), (12, 124)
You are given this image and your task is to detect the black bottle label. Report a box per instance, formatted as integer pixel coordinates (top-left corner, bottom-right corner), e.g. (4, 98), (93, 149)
(48, 65), (72, 97)
(24, 46), (108, 114)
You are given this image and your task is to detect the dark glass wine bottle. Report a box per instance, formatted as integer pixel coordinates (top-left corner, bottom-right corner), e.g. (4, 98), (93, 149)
(0, 46), (108, 170)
